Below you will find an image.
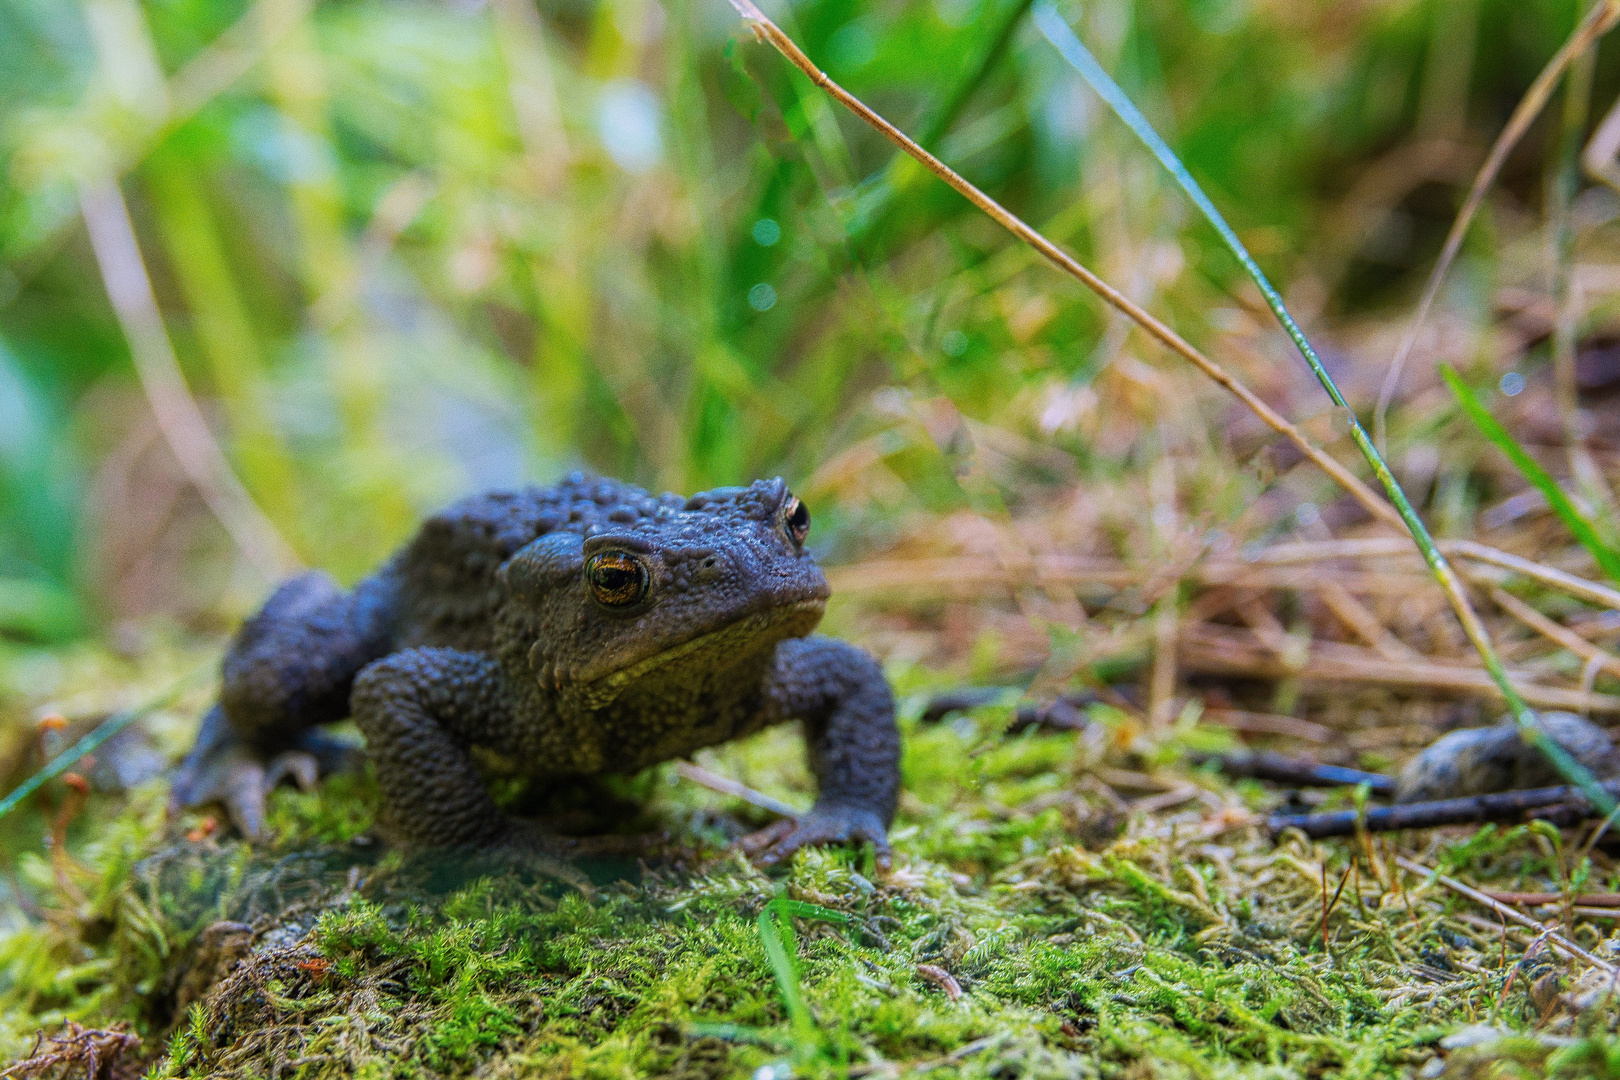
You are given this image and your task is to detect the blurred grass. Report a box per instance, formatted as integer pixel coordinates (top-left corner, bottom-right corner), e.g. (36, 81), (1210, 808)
(1, 0), (1611, 631)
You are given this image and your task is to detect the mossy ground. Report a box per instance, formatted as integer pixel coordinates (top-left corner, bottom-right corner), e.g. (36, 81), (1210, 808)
(5, 652), (1620, 1079)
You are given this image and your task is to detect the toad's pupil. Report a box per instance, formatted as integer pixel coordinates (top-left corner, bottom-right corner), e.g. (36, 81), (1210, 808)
(587, 554), (647, 605)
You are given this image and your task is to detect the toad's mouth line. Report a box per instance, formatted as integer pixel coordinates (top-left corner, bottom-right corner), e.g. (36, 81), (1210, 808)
(573, 598), (827, 707)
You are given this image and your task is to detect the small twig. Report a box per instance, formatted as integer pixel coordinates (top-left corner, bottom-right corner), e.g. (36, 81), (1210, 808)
(914, 964), (964, 1001)
(1394, 855), (1617, 975)
(1201, 708), (1334, 744)
(1374, 0), (1620, 444)
(919, 689), (1095, 733)
(1201, 750), (1394, 794)
(674, 761), (801, 820)
(1483, 891), (1620, 908)
(1269, 781), (1620, 839)
(1127, 786), (1202, 815)
(1490, 585), (1620, 681)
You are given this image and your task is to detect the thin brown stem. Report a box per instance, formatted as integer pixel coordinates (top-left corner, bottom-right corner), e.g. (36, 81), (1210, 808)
(1394, 855), (1616, 975)
(674, 761), (801, 819)
(1374, 0), (1620, 448)
(1489, 584), (1620, 681)
(79, 179), (300, 579)
(725, 0), (1403, 534)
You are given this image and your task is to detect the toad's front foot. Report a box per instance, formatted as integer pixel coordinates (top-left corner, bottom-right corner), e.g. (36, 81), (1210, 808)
(743, 803), (892, 870)
(168, 706), (355, 839)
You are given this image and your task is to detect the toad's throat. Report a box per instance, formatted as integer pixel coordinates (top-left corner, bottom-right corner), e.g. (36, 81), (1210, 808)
(566, 599), (827, 709)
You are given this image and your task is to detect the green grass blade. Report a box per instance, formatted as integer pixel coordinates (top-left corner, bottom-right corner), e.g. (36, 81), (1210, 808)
(1443, 365), (1620, 582)
(1032, 3), (1616, 815)
(781, 898), (851, 926)
(0, 665), (212, 823)
(757, 895), (820, 1062)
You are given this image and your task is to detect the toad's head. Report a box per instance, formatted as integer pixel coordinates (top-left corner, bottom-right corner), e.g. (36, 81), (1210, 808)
(498, 478), (829, 707)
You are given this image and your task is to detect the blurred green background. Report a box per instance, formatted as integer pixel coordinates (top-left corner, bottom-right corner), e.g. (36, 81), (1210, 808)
(0, 0), (1609, 657)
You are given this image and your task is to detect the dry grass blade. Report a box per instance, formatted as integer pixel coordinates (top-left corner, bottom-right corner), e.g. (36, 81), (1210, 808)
(1488, 584), (1620, 681)
(1394, 855), (1617, 975)
(1583, 88), (1620, 193)
(79, 180), (299, 579)
(1317, 583), (1420, 660)
(1180, 623), (1620, 714)
(674, 761), (801, 819)
(1374, 0), (1620, 444)
(722, 0), (1402, 535)
(1248, 537), (1620, 612)
(1484, 891), (1620, 907)
(826, 555), (1436, 598)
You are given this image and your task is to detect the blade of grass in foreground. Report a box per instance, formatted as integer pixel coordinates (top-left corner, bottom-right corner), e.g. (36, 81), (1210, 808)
(757, 893), (825, 1069)
(1443, 365), (1620, 583)
(1030, 4), (1615, 813)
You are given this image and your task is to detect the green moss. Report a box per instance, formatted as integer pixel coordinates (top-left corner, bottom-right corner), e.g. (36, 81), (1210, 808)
(5, 696), (1620, 1078)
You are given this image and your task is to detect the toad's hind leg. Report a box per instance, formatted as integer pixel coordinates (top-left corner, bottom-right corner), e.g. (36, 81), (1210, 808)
(349, 647), (519, 849)
(170, 571), (398, 837)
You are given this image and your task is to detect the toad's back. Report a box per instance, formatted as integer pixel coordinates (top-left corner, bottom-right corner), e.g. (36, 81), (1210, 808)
(388, 474), (685, 653)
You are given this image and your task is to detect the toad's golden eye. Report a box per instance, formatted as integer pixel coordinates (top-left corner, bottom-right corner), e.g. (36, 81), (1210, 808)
(782, 494), (810, 547)
(585, 551), (650, 608)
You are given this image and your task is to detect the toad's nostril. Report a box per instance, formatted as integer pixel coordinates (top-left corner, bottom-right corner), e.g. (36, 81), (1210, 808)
(702, 556), (717, 569)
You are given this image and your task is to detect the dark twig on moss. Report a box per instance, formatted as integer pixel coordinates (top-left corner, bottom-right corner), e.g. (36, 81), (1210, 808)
(1269, 780), (1620, 839)
(919, 689), (1096, 732)
(915, 964), (964, 1001)
(1200, 751), (1395, 795)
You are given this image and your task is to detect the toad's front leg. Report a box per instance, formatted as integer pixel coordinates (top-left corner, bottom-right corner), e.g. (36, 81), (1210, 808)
(753, 636), (900, 867)
(350, 647), (528, 849)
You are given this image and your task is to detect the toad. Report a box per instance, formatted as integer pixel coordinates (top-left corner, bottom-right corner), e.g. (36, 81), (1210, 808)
(170, 475), (899, 865)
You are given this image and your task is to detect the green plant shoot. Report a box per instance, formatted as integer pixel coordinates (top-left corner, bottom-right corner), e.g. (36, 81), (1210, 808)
(1442, 364), (1620, 582)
